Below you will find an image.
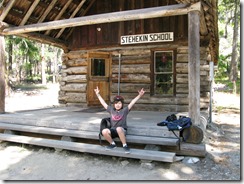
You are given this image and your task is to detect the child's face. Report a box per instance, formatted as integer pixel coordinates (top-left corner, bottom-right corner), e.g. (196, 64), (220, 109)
(114, 101), (123, 111)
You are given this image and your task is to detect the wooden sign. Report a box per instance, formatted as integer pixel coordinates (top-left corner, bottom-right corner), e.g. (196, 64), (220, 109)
(121, 32), (174, 45)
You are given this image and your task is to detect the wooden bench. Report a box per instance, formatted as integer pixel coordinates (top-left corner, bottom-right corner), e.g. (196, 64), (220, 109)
(0, 119), (206, 162)
(0, 122), (179, 146)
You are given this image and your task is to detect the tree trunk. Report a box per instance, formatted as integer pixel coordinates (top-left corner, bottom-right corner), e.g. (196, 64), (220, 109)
(41, 44), (46, 85)
(0, 36), (6, 113)
(229, 0), (239, 94)
(8, 36), (13, 71)
(53, 47), (58, 83)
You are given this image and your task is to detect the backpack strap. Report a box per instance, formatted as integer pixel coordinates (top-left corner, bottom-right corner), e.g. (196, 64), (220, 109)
(99, 133), (102, 145)
(171, 130), (180, 140)
(180, 128), (191, 142)
(171, 129), (190, 142)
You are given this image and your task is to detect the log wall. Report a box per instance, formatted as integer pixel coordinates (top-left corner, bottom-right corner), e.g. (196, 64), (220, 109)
(59, 44), (211, 112)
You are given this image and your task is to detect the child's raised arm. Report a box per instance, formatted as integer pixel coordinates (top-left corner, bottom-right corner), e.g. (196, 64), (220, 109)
(94, 86), (108, 109)
(128, 88), (145, 110)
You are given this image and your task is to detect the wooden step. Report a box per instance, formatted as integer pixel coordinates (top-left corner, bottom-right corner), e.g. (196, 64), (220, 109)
(0, 133), (180, 163)
(0, 114), (178, 138)
(0, 122), (179, 146)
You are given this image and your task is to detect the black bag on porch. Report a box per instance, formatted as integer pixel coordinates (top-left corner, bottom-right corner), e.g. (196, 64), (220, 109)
(99, 117), (111, 145)
(157, 114), (192, 141)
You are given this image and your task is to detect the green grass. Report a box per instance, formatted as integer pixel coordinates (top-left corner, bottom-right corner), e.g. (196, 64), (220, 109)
(214, 77), (240, 94)
(14, 83), (48, 91)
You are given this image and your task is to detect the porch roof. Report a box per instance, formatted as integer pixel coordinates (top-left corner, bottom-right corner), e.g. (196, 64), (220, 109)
(0, 0), (218, 63)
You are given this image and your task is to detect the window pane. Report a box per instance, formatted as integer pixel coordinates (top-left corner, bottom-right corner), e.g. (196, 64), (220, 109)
(155, 74), (173, 95)
(91, 58), (105, 76)
(154, 51), (174, 96)
(155, 52), (173, 73)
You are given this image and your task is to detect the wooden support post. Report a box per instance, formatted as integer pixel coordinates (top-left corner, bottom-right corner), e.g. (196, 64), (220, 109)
(188, 11), (200, 126)
(0, 36), (5, 114)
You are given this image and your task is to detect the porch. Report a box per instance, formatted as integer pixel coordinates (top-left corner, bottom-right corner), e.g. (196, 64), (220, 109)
(0, 106), (206, 163)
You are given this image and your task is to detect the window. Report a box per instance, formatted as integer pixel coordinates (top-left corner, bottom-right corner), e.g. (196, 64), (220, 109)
(153, 51), (174, 96)
(91, 58), (105, 76)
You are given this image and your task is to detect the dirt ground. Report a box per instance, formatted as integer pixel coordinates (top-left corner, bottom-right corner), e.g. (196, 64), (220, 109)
(0, 83), (241, 181)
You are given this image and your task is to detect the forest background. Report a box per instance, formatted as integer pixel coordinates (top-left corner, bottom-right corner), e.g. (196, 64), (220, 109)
(1, 0), (241, 98)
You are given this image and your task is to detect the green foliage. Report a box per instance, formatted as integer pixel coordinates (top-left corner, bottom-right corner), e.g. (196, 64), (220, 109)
(25, 75), (42, 83)
(215, 54), (230, 79)
(46, 74), (54, 82)
(4, 36), (63, 84)
(216, 0), (240, 92)
(11, 37), (40, 60)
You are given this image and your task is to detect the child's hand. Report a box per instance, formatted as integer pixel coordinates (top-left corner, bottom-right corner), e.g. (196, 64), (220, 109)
(138, 88), (145, 97)
(94, 86), (100, 95)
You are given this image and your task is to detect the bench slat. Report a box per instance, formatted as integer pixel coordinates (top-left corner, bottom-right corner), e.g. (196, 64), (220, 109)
(0, 133), (177, 163)
(122, 135), (179, 146)
(0, 122), (179, 146)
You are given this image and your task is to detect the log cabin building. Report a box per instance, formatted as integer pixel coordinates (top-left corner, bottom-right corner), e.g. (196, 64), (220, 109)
(0, 0), (219, 125)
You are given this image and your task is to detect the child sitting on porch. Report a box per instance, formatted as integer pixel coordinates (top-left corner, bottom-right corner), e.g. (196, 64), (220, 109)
(94, 86), (145, 154)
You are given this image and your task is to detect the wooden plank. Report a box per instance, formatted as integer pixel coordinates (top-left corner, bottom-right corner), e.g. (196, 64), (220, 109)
(125, 135), (179, 146)
(1, 4), (196, 35)
(44, 0), (73, 35)
(177, 142), (206, 157)
(55, 0), (87, 39)
(38, 0), (59, 23)
(64, 0), (96, 41)
(0, 122), (179, 146)
(0, 0), (17, 21)
(0, 113), (179, 138)
(0, 133), (176, 162)
(20, 0), (41, 26)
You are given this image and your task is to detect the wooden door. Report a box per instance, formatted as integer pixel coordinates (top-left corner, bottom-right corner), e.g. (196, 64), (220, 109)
(87, 52), (111, 106)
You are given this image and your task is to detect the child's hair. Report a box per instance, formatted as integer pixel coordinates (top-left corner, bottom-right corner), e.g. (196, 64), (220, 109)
(113, 95), (124, 104)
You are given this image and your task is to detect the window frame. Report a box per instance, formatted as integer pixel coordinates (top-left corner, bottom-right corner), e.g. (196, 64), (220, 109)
(151, 49), (176, 97)
(90, 58), (106, 77)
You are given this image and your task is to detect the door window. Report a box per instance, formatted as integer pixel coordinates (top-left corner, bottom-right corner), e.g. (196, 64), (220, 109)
(91, 58), (106, 76)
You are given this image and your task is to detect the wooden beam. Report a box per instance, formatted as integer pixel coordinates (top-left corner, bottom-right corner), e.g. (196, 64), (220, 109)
(18, 32), (68, 51)
(188, 10), (200, 126)
(38, 0), (59, 23)
(44, 0), (73, 35)
(177, 142), (206, 157)
(0, 21), (69, 50)
(20, 0), (41, 26)
(0, 0), (17, 21)
(0, 21), (9, 30)
(1, 3), (201, 35)
(64, 0), (95, 41)
(55, 0), (87, 39)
